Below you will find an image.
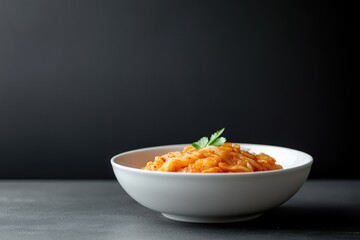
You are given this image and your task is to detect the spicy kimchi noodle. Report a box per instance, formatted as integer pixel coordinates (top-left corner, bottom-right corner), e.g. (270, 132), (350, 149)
(143, 142), (282, 173)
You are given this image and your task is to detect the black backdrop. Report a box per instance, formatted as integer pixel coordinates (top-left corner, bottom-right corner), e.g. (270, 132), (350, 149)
(0, 0), (350, 179)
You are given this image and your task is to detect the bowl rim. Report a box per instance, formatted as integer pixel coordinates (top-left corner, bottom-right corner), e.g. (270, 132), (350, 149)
(110, 143), (313, 177)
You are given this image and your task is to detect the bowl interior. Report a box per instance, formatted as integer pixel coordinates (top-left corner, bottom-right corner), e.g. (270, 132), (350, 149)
(112, 143), (312, 172)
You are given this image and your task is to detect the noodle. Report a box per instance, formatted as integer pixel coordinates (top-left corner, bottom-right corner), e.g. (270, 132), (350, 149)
(143, 142), (282, 173)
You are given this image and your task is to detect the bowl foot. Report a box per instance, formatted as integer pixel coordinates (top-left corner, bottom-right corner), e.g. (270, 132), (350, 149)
(161, 212), (263, 223)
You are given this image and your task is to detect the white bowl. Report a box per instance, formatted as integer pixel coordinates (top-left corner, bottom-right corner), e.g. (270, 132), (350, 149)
(111, 143), (312, 223)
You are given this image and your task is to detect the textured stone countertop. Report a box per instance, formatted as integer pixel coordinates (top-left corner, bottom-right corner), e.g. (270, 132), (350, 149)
(0, 180), (359, 240)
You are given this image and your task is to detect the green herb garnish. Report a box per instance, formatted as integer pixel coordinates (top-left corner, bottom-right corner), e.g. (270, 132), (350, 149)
(192, 128), (226, 150)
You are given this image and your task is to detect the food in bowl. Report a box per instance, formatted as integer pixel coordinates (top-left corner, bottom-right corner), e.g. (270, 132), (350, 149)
(143, 143), (283, 173)
(111, 129), (313, 223)
(143, 128), (282, 173)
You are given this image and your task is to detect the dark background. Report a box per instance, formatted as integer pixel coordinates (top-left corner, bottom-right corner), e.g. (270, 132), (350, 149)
(0, 0), (350, 179)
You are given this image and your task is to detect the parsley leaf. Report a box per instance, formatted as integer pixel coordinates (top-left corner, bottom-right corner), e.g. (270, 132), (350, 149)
(192, 137), (208, 149)
(192, 128), (226, 150)
(208, 128), (225, 146)
(210, 136), (226, 146)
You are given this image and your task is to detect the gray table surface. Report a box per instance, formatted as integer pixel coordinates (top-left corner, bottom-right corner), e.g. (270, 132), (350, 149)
(0, 180), (359, 240)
